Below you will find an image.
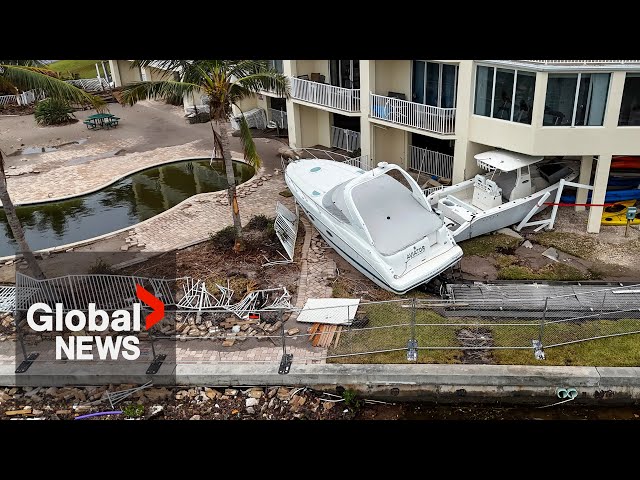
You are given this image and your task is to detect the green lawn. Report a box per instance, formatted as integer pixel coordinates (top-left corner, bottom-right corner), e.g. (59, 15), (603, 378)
(49, 60), (108, 79)
(328, 300), (640, 366)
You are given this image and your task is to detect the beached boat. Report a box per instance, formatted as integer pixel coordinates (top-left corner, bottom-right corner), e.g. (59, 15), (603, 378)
(284, 158), (463, 294)
(425, 150), (579, 241)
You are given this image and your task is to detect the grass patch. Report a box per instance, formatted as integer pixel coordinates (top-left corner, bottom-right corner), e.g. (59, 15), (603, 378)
(209, 225), (236, 250)
(460, 233), (521, 257)
(492, 319), (640, 366)
(48, 60), (108, 79)
(534, 231), (600, 260)
(328, 301), (461, 364)
(497, 262), (600, 281)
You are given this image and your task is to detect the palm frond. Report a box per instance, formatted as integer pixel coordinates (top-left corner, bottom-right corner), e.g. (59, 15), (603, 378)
(237, 113), (261, 169)
(0, 64), (105, 110)
(232, 71), (290, 99)
(119, 80), (201, 106)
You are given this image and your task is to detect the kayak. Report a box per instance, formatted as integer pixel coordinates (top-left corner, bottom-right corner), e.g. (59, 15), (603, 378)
(612, 156), (640, 170)
(561, 188), (640, 203)
(601, 200), (640, 226)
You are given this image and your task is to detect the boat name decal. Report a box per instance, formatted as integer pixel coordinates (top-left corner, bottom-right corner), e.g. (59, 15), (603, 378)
(406, 245), (426, 261)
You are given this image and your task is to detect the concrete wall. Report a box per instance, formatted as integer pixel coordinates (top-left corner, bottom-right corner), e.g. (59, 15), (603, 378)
(297, 105), (331, 147)
(116, 60), (142, 85)
(146, 66), (172, 82)
(374, 60), (411, 97)
(373, 125), (407, 167)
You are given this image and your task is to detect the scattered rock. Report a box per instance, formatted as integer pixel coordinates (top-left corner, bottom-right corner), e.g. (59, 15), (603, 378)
(204, 388), (221, 400)
(287, 328), (300, 336)
(248, 388), (263, 399)
(522, 240), (533, 249)
(542, 247), (559, 262)
(246, 397), (259, 407)
(323, 401), (335, 411)
(246, 406), (255, 414)
(495, 228), (523, 239)
(276, 387), (290, 401)
(225, 388), (238, 396)
(189, 415), (201, 420)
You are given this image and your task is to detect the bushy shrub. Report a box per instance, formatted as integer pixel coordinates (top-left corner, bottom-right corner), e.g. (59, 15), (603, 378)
(209, 225), (236, 249)
(34, 99), (75, 126)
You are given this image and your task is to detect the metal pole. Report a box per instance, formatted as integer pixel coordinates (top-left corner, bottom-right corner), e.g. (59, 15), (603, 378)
(15, 311), (27, 360)
(279, 308), (286, 357)
(538, 297), (549, 343)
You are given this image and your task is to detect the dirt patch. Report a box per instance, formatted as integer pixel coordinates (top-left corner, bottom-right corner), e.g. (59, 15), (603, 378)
(0, 104), (35, 116)
(456, 327), (495, 364)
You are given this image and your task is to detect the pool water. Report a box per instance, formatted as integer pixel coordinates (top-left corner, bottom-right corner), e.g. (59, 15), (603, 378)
(0, 159), (254, 257)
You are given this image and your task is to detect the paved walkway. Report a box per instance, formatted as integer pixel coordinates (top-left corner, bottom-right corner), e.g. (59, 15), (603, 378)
(5, 141), (211, 204)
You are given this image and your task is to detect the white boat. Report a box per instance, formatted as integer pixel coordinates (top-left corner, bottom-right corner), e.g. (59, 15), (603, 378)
(285, 158), (463, 294)
(425, 150), (579, 241)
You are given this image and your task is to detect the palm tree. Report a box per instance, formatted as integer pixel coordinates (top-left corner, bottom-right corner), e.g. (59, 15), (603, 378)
(0, 61), (105, 279)
(119, 60), (289, 252)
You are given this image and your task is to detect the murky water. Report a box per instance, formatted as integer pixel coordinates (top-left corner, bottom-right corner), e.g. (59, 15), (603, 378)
(0, 159), (254, 256)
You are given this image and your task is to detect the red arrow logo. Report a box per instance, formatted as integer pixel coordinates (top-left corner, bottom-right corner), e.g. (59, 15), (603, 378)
(135, 284), (165, 330)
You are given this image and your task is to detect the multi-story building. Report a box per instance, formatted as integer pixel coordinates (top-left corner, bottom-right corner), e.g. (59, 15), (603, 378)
(109, 59), (640, 234)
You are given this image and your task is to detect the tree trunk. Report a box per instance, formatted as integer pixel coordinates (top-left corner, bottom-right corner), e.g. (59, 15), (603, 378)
(217, 121), (244, 252)
(0, 151), (45, 279)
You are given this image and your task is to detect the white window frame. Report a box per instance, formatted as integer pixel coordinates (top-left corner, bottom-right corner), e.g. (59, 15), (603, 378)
(412, 61), (459, 108)
(473, 63), (537, 123)
(544, 71), (612, 127)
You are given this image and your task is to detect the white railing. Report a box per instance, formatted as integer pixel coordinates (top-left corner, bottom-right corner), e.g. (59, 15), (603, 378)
(0, 89), (45, 106)
(344, 154), (371, 171)
(370, 93), (455, 135)
(422, 185), (445, 196)
(330, 126), (360, 153)
(409, 145), (454, 179)
(525, 60), (640, 64)
(268, 108), (288, 129)
(290, 76), (360, 112)
(65, 78), (109, 92)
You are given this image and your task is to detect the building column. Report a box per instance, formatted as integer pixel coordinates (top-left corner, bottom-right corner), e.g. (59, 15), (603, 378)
(359, 60), (374, 161)
(451, 60), (473, 183)
(108, 60), (122, 87)
(587, 154), (612, 233)
(283, 60), (302, 148)
(575, 155), (593, 211)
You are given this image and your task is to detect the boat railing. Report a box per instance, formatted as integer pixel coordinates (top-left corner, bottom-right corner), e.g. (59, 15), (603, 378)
(281, 148), (372, 171)
(423, 185), (445, 197)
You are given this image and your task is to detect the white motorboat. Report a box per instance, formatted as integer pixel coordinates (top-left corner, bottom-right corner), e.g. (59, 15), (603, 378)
(425, 150), (579, 241)
(285, 158), (463, 294)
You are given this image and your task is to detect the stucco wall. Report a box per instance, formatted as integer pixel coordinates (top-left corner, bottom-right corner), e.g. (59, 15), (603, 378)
(116, 60), (142, 85)
(374, 60), (411, 98)
(373, 126), (407, 167)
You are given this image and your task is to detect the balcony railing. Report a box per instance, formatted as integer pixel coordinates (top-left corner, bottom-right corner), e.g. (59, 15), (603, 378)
(409, 145), (454, 179)
(370, 94), (455, 135)
(330, 126), (360, 153)
(524, 60), (640, 64)
(268, 108), (288, 129)
(290, 76), (360, 112)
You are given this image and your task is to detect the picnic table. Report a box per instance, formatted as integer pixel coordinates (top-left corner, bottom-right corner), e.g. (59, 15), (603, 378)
(83, 113), (120, 130)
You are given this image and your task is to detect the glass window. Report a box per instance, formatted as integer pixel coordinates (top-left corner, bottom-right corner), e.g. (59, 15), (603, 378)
(544, 72), (610, 126)
(543, 74), (578, 126)
(513, 71), (535, 124)
(441, 64), (457, 108)
(474, 65), (493, 116)
(492, 68), (515, 119)
(412, 61), (425, 104)
(618, 74), (640, 126)
(574, 73), (609, 126)
(425, 62), (439, 106)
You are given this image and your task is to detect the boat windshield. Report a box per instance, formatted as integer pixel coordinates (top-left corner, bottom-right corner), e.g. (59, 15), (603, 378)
(322, 181), (353, 224)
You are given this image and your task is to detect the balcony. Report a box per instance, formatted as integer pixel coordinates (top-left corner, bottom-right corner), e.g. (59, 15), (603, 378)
(330, 126), (360, 153)
(408, 145), (453, 179)
(370, 94), (455, 135)
(290, 76), (360, 113)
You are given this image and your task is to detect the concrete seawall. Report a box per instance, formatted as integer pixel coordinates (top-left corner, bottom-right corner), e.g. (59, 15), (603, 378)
(2, 363), (639, 404)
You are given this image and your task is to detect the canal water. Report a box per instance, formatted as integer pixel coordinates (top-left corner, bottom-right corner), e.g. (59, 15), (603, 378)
(0, 159), (254, 256)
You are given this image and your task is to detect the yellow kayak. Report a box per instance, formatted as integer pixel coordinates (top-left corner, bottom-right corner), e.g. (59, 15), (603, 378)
(601, 200), (640, 225)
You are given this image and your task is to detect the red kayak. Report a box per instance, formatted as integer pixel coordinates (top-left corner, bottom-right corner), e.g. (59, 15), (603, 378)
(612, 156), (640, 170)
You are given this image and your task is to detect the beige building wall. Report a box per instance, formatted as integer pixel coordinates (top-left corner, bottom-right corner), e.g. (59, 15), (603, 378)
(116, 60), (142, 85)
(295, 60), (330, 79)
(373, 60), (411, 97)
(373, 125), (407, 167)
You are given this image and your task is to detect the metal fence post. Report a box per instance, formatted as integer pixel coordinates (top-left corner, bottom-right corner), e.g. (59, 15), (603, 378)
(532, 297), (548, 360)
(278, 308), (293, 374)
(407, 297), (418, 361)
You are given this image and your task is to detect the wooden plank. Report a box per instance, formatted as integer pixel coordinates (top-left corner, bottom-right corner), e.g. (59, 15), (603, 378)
(308, 323), (320, 345)
(311, 324), (323, 347)
(333, 326), (342, 348)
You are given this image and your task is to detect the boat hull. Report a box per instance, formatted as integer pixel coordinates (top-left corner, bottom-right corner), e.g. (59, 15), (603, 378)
(284, 161), (463, 294)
